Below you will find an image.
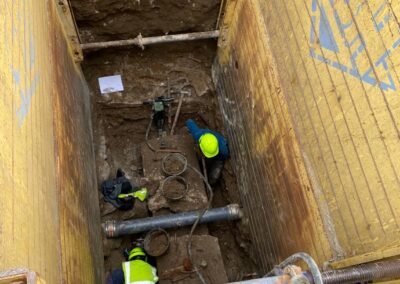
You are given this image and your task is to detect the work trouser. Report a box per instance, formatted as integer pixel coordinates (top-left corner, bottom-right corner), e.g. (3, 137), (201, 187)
(107, 268), (124, 284)
(206, 158), (224, 185)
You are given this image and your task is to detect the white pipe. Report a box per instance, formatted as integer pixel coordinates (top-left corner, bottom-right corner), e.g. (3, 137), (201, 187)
(81, 30), (220, 51)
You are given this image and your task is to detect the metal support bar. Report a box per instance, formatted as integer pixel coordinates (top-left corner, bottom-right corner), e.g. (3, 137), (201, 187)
(103, 204), (242, 238)
(321, 259), (400, 284)
(81, 30), (220, 51)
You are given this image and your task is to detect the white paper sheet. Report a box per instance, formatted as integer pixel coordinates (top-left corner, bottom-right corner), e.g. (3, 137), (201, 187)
(98, 75), (124, 94)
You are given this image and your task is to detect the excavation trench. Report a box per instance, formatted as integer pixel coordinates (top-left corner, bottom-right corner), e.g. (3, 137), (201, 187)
(81, 41), (258, 282)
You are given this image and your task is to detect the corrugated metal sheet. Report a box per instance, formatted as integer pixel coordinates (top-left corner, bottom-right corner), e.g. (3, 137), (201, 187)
(214, 0), (400, 271)
(0, 0), (103, 283)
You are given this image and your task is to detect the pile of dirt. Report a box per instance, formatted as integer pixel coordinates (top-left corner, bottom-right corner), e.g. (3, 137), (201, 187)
(145, 230), (170, 256)
(162, 177), (187, 200)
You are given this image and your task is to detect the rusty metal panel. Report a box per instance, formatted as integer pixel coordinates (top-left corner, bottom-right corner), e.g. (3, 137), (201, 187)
(0, 0), (102, 283)
(215, 0), (400, 271)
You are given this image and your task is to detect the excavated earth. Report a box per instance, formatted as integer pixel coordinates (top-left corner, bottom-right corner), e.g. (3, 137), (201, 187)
(71, 0), (221, 42)
(72, 0), (258, 282)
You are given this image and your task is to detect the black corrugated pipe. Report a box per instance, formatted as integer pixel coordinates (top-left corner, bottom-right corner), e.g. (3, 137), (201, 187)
(103, 204), (243, 238)
(319, 259), (400, 284)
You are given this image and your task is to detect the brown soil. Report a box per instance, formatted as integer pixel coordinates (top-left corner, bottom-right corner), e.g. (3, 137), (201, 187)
(145, 231), (170, 256)
(70, 0), (221, 42)
(162, 178), (187, 200)
(157, 235), (228, 284)
(79, 10), (258, 280)
(163, 156), (186, 175)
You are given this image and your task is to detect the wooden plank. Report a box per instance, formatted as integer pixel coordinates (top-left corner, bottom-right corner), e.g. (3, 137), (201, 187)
(0, 0), (103, 282)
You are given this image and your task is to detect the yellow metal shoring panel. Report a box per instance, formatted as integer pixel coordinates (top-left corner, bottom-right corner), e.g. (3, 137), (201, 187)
(0, 0), (61, 282)
(0, 0), (102, 282)
(217, 0), (400, 269)
(216, 0), (332, 269)
(256, 0), (400, 266)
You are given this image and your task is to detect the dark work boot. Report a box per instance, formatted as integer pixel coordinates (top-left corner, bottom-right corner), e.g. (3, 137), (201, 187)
(116, 168), (125, 178)
(208, 159), (224, 185)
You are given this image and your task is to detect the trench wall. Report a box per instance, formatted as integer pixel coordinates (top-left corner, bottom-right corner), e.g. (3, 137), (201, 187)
(214, 0), (400, 272)
(0, 1), (103, 283)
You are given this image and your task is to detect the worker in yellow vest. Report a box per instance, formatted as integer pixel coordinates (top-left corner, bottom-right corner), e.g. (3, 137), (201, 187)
(107, 247), (158, 284)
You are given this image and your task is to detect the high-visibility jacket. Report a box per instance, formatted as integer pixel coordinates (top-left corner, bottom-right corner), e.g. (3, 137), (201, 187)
(122, 260), (158, 284)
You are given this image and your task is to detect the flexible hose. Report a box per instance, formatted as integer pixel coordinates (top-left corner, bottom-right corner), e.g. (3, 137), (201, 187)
(266, 252), (323, 284)
(145, 114), (157, 152)
(186, 163), (214, 284)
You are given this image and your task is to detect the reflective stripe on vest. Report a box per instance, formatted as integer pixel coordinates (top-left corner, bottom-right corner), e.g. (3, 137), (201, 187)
(122, 260), (158, 284)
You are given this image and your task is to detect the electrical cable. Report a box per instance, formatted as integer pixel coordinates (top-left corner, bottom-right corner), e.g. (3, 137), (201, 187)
(186, 164), (214, 284)
(145, 114), (158, 152)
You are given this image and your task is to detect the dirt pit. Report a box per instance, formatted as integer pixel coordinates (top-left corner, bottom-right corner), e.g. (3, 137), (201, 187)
(163, 155), (187, 175)
(145, 230), (170, 257)
(162, 177), (188, 200)
(82, 39), (258, 281)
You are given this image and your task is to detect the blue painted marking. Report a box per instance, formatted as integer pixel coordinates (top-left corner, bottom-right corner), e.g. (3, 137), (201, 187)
(375, 51), (396, 91)
(11, 28), (40, 126)
(333, 9), (353, 32)
(12, 69), (21, 85)
(309, 0), (397, 92)
(312, 0), (317, 12)
(332, 61), (348, 72)
(354, 2), (365, 17)
(310, 16), (317, 43)
(319, 4), (339, 52)
(16, 74), (40, 125)
(346, 35), (363, 49)
(393, 38), (400, 49)
(372, 3), (392, 32)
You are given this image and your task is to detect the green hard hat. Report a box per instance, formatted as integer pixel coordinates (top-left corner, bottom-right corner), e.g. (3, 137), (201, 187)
(128, 247), (146, 260)
(199, 133), (219, 158)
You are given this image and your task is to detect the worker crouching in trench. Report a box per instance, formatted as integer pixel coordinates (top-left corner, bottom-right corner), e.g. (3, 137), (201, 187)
(107, 246), (158, 284)
(185, 119), (229, 185)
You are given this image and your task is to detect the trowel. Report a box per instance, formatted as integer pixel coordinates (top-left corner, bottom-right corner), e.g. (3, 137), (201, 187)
(118, 188), (148, 202)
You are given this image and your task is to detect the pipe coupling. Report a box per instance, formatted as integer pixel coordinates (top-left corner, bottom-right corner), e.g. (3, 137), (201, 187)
(104, 220), (117, 238)
(227, 204), (244, 219)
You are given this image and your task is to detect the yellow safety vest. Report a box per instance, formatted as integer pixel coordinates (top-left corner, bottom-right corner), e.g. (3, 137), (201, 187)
(122, 260), (158, 284)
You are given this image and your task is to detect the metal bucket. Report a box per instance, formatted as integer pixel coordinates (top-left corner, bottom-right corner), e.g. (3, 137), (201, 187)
(144, 228), (170, 257)
(161, 153), (188, 176)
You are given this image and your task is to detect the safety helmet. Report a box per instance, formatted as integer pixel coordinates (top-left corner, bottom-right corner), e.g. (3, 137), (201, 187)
(199, 133), (219, 158)
(128, 247), (146, 261)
